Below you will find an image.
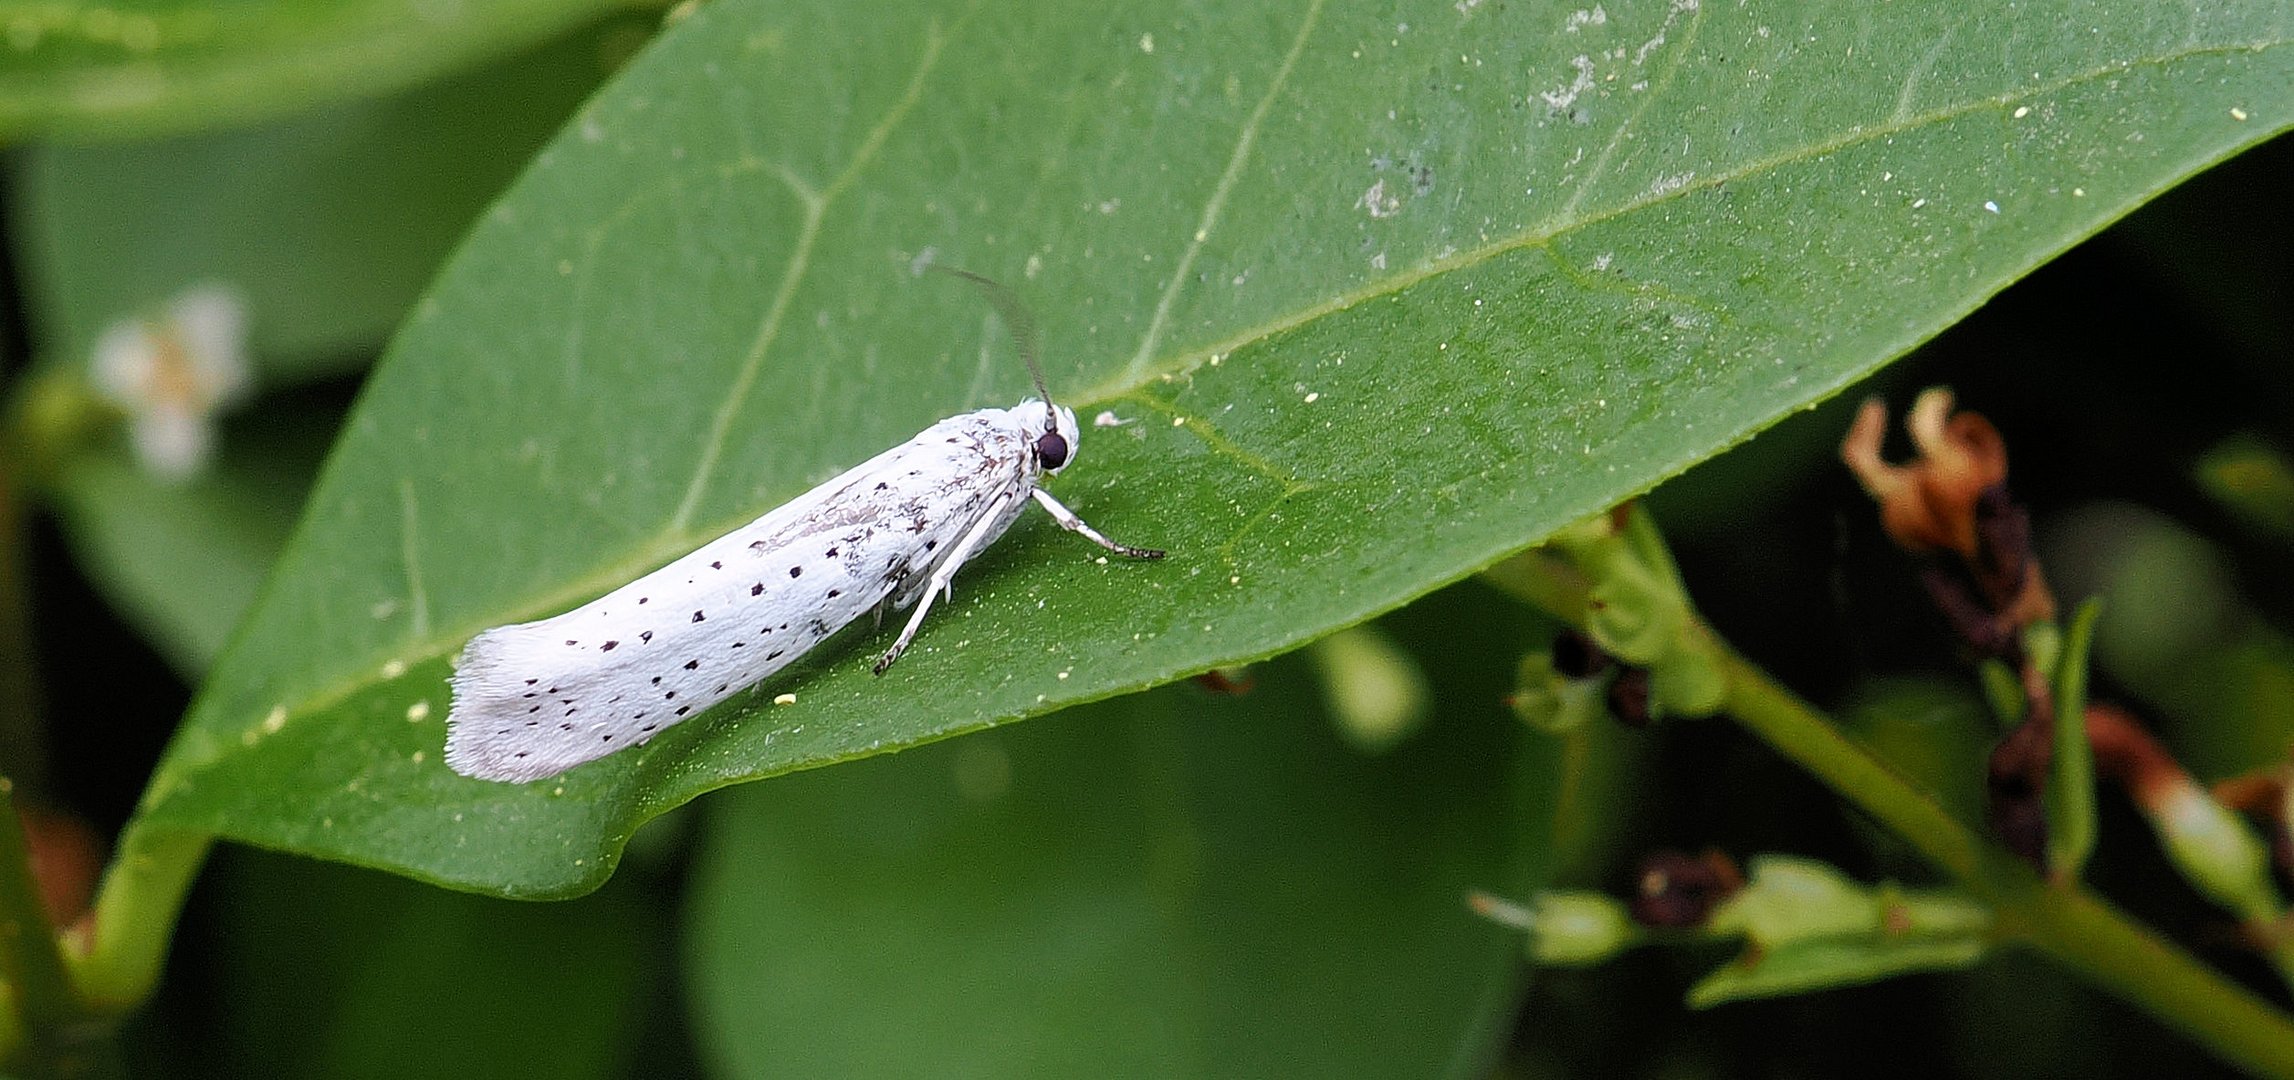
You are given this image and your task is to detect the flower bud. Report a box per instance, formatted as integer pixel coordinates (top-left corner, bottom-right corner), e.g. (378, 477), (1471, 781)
(1469, 890), (1640, 967)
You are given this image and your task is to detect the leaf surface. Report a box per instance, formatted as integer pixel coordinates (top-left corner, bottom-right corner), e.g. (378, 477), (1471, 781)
(687, 592), (1546, 1078)
(132, 0), (2294, 893)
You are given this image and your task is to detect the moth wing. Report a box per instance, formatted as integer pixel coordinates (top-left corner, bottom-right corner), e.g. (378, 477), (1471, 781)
(444, 417), (1017, 782)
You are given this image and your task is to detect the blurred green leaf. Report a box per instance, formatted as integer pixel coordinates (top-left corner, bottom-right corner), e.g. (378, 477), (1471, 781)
(1687, 934), (1988, 1008)
(0, 0), (634, 142)
(687, 629), (1544, 1079)
(10, 16), (634, 382)
(180, 848), (649, 1079)
(2047, 599), (2103, 878)
(2197, 436), (2294, 541)
(2046, 502), (2294, 778)
(131, 0), (2293, 895)
(19, 19), (633, 677)
(48, 416), (321, 675)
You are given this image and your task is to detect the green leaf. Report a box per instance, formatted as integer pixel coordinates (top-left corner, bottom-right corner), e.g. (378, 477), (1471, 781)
(21, 21), (627, 675)
(0, 0), (633, 142)
(1686, 934), (1989, 1009)
(1690, 858), (1991, 1008)
(48, 415), (324, 675)
(2048, 504), (2294, 778)
(10, 16), (630, 382)
(2196, 435), (2294, 542)
(2046, 598), (2104, 879)
(135, 0), (2294, 895)
(179, 848), (651, 1079)
(686, 629), (1544, 1079)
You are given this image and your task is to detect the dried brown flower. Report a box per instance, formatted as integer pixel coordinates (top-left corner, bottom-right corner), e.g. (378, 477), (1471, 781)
(1629, 849), (1744, 928)
(1843, 389), (2056, 654)
(1842, 389), (2007, 558)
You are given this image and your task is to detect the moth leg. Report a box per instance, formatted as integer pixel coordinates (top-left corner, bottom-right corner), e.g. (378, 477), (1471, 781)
(1030, 488), (1166, 560)
(875, 492), (1016, 675)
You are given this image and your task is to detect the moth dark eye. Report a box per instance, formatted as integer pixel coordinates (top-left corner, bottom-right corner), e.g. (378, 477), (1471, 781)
(1036, 431), (1070, 470)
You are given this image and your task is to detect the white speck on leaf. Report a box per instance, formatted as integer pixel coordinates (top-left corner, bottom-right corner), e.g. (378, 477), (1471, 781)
(1540, 55), (1597, 110)
(1647, 172), (1695, 197)
(1357, 179), (1402, 218)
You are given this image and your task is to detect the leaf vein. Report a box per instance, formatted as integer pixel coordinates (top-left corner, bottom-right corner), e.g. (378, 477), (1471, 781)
(1120, 0), (1326, 384)
(668, 16), (957, 531)
(1079, 35), (2290, 405)
(156, 34), (2291, 796)
(1555, 0), (1708, 223)
(397, 478), (431, 641)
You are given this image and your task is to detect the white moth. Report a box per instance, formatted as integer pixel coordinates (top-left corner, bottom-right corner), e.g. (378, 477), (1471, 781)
(444, 271), (1163, 783)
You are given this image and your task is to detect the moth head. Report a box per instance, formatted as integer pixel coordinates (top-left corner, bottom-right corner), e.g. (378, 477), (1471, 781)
(1015, 399), (1080, 474)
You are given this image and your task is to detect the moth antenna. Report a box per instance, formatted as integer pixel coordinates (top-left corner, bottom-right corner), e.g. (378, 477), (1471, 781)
(929, 265), (1052, 411)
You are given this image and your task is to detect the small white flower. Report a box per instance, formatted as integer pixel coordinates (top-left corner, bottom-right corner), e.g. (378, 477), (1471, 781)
(90, 285), (252, 480)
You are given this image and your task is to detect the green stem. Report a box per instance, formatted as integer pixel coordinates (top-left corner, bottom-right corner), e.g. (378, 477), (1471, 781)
(1484, 552), (2294, 1075)
(64, 826), (209, 1013)
(1721, 647), (2294, 1078)
(0, 780), (103, 1078)
(0, 446), (51, 800)
(2017, 885), (2294, 1080)
(1719, 651), (1990, 882)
